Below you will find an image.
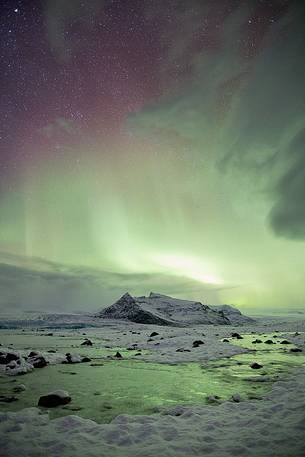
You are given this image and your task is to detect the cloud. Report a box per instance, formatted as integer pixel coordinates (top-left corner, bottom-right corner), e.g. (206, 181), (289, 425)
(0, 252), (230, 313)
(128, 1), (305, 240)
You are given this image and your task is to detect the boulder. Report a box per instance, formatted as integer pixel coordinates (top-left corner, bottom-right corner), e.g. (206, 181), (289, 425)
(231, 332), (243, 339)
(192, 340), (204, 348)
(13, 384), (26, 393)
(29, 356), (48, 368)
(250, 362), (263, 369)
(38, 390), (71, 407)
(0, 352), (19, 365)
(81, 339), (93, 346)
(81, 357), (91, 362)
(231, 393), (242, 403)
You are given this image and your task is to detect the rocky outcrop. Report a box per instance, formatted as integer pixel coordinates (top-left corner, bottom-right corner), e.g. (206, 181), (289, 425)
(96, 293), (173, 326)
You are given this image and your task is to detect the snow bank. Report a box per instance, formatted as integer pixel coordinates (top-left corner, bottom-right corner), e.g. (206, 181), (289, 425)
(1, 366), (305, 457)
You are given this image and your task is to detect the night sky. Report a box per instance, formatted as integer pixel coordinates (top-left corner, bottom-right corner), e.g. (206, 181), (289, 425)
(0, 0), (304, 313)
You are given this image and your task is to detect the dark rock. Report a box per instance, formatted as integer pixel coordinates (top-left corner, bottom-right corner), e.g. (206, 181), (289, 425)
(176, 348), (191, 352)
(81, 339), (93, 346)
(231, 393), (242, 403)
(207, 395), (221, 404)
(81, 357), (91, 362)
(231, 332), (243, 339)
(28, 351), (39, 358)
(31, 356), (47, 368)
(280, 340), (291, 345)
(250, 362), (263, 369)
(222, 338), (230, 342)
(38, 390), (71, 408)
(192, 340), (204, 348)
(46, 333), (53, 336)
(150, 332), (159, 337)
(264, 340), (274, 344)
(0, 352), (19, 364)
(13, 384), (26, 393)
(65, 353), (73, 363)
(252, 339), (263, 344)
(114, 351), (122, 358)
(47, 350), (56, 353)
(290, 348), (302, 353)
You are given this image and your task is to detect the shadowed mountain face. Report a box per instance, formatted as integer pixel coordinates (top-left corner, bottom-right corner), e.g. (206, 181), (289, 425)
(96, 292), (232, 326)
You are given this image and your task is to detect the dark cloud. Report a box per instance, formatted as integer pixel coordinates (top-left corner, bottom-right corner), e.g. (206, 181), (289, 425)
(0, 252), (232, 313)
(268, 128), (305, 240)
(129, 1), (305, 241)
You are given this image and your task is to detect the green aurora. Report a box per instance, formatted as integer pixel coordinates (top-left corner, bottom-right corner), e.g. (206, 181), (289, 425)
(0, 1), (304, 313)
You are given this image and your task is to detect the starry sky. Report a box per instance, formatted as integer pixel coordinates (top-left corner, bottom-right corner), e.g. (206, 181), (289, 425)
(0, 0), (304, 313)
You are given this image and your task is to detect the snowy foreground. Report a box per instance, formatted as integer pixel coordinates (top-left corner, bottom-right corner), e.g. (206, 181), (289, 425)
(1, 316), (305, 457)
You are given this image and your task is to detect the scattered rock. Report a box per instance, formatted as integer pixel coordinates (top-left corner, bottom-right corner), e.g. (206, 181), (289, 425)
(13, 384), (26, 393)
(81, 339), (93, 346)
(192, 340), (204, 348)
(250, 362), (263, 369)
(29, 356), (48, 368)
(207, 395), (221, 404)
(0, 352), (19, 364)
(28, 351), (39, 358)
(38, 390), (71, 408)
(81, 357), (91, 362)
(231, 393), (242, 403)
(231, 333), (243, 339)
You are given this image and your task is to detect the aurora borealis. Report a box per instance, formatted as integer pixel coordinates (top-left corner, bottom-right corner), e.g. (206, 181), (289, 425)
(0, 0), (304, 313)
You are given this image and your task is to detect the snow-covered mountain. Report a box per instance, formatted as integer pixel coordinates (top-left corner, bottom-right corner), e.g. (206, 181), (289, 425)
(211, 304), (255, 324)
(95, 292), (232, 326)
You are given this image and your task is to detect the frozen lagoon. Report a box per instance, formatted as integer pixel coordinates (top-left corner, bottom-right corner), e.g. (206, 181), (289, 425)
(1, 318), (305, 456)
